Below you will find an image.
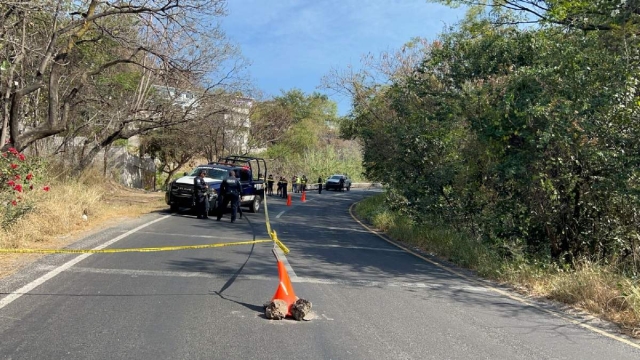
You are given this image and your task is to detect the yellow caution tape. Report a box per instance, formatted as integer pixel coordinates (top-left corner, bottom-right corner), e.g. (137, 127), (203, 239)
(262, 193), (290, 255)
(1, 190), (291, 256)
(0, 239), (271, 254)
(271, 230), (290, 255)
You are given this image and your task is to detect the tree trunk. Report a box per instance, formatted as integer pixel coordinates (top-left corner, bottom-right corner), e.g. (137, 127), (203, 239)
(163, 168), (178, 190)
(103, 144), (110, 177)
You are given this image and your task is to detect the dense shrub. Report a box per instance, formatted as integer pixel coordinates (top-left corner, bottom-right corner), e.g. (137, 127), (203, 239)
(344, 20), (640, 270)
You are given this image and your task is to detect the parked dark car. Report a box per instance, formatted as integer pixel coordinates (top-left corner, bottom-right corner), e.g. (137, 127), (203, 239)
(325, 174), (351, 191)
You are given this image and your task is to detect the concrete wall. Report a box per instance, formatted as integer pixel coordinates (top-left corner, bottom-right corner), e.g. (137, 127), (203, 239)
(30, 136), (156, 190)
(104, 146), (156, 189)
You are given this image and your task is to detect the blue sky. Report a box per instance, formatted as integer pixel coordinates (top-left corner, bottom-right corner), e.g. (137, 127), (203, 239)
(221, 1), (467, 116)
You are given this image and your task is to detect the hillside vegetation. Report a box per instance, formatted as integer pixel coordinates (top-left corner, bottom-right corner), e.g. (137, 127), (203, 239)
(249, 89), (364, 182)
(336, 1), (640, 334)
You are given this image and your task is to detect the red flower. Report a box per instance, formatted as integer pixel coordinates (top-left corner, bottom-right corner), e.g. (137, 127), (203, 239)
(8, 148), (18, 155)
(11, 200), (17, 206)
(10, 163), (18, 169)
(17, 153), (25, 161)
(26, 173), (33, 181)
(14, 174), (20, 180)
(7, 180), (15, 186)
(13, 184), (22, 192)
(43, 186), (50, 192)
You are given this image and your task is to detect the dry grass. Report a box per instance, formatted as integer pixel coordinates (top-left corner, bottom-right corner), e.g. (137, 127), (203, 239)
(355, 193), (640, 337)
(502, 261), (640, 336)
(0, 169), (165, 279)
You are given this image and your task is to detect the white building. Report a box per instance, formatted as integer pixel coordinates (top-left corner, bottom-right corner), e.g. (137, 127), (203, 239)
(222, 97), (253, 154)
(146, 85), (254, 154)
(151, 85), (199, 109)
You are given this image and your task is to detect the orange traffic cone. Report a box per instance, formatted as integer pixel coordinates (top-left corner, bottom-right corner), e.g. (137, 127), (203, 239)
(286, 194), (292, 206)
(301, 191), (306, 203)
(271, 260), (299, 316)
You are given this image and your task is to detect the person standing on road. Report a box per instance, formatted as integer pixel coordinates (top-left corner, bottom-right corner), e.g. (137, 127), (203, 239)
(267, 174), (274, 196)
(194, 170), (209, 219)
(318, 176), (323, 194)
(339, 176), (345, 192)
(301, 175), (307, 192)
(281, 176), (289, 199)
(217, 170), (242, 223)
(295, 175), (301, 193)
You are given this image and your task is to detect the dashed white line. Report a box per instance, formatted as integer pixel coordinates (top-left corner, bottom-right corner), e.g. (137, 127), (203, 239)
(275, 211), (285, 219)
(30, 265), (492, 291)
(136, 231), (247, 241)
(0, 215), (171, 311)
(290, 244), (404, 252)
(37, 265), (275, 282)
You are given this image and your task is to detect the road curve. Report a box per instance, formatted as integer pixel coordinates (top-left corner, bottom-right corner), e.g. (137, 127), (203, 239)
(1, 189), (639, 360)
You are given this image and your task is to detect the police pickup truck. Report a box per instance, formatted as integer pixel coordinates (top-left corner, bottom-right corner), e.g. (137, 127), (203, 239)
(165, 155), (266, 215)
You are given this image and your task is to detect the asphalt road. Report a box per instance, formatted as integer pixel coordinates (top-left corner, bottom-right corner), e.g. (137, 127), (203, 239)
(1, 189), (640, 359)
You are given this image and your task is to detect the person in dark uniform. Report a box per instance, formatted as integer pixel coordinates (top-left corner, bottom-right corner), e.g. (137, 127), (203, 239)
(267, 174), (274, 196)
(318, 176), (323, 194)
(217, 170), (242, 223)
(194, 170), (209, 219)
(339, 176), (345, 192)
(281, 176), (288, 199)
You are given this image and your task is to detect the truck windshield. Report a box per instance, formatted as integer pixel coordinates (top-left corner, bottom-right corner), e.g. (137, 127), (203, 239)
(189, 168), (228, 180)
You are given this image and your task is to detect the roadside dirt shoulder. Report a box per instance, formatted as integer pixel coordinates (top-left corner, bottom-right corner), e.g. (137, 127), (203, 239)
(0, 184), (166, 279)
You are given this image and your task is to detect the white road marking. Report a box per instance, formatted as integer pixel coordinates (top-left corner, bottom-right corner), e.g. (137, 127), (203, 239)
(274, 197), (319, 219)
(312, 226), (373, 233)
(291, 244), (404, 253)
(0, 215), (171, 311)
(36, 265), (275, 281)
(321, 314), (334, 321)
(292, 277), (435, 288)
(136, 231), (247, 241)
(231, 310), (246, 318)
(30, 265), (465, 290)
(348, 203), (640, 350)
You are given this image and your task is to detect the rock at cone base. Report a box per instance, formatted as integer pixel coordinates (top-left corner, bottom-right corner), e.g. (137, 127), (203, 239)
(265, 299), (288, 320)
(291, 298), (312, 321)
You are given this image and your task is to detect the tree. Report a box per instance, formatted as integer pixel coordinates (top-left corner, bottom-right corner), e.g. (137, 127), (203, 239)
(330, 8), (640, 266)
(0, 0), (247, 160)
(250, 89), (339, 150)
(432, 0), (640, 31)
(249, 89), (363, 181)
(142, 127), (200, 190)
(249, 101), (295, 146)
